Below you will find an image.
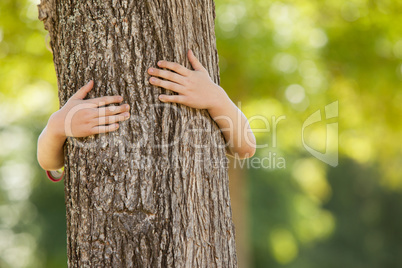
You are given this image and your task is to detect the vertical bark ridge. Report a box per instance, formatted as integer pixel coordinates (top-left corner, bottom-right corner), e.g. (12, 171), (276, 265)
(39, 0), (237, 267)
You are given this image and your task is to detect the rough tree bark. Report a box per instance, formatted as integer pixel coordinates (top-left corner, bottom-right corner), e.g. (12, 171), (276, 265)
(38, 0), (238, 267)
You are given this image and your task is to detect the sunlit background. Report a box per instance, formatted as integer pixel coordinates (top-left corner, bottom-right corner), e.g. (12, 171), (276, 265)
(1, 0), (402, 267)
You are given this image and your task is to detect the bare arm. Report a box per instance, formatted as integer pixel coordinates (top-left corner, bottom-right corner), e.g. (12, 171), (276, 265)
(207, 90), (256, 158)
(148, 49), (256, 159)
(37, 80), (131, 170)
(37, 122), (67, 170)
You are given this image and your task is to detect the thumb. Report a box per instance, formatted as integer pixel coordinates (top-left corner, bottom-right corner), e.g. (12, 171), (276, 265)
(72, 80), (94, 100)
(188, 49), (206, 72)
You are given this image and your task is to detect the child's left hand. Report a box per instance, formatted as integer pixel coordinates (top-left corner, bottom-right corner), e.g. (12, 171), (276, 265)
(148, 49), (227, 110)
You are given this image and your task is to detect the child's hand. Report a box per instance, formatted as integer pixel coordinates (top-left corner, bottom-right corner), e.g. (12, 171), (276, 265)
(148, 50), (256, 159)
(148, 49), (227, 110)
(47, 80), (130, 138)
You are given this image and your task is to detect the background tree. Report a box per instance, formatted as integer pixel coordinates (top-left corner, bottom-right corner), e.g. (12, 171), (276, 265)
(36, 0), (237, 267)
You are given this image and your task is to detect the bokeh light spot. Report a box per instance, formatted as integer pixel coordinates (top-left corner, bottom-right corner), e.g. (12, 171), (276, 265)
(268, 228), (298, 264)
(285, 84), (305, 104)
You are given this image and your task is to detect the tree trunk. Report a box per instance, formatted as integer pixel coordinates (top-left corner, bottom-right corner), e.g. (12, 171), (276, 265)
(228, 162), (250, 268)
(38, 0), (238, 267)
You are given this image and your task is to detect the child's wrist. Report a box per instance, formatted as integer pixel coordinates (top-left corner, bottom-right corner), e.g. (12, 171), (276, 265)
(207, 85), (230, 115)
(44, 126), (67, 145)
(46, 112), (67, 141)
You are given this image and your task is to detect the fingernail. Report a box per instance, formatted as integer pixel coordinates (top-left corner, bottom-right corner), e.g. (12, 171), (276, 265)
(124, 112), (130, 118)
(159, 95), (164, 101)
(124, 104), (130, 109)
(148, 68), (154, 73)
(118, 96), (123, 101)
(158, 61), (163, 66)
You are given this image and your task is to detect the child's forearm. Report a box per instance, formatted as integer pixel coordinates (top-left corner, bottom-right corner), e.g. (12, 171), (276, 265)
(37, 124), (66, 171)
(208, 87), (256, 159)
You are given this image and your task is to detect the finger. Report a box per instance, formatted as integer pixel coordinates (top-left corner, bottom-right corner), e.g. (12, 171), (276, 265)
(159, 94), (186, 104)
(188, 49), (206, 72)
(149, 77), (185, 94)
(157, 60), (190, 76)
(87, 95), (124, 107)
(148, 68), (186, 85)
(72, 80), (94, 100)
(93, 112), (130, 125)
(96, 104), (130, 117)
(90, 123), (120, 135)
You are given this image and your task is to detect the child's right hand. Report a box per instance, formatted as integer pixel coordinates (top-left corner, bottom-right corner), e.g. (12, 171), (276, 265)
(46, 80), (130, 139)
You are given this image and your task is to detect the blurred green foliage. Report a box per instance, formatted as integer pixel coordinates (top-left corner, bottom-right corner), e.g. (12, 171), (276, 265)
(0, 0), (67, 267)
(0, 0), (401, 267)
(215, 0), (402, 267)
